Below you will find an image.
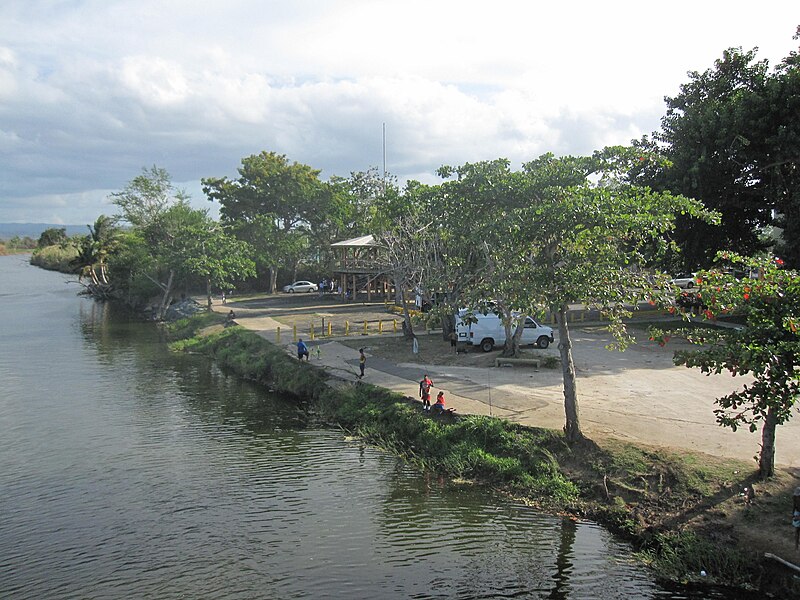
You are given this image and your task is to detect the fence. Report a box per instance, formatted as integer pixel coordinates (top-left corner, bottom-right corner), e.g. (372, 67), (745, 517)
(274, 318), (405, 343)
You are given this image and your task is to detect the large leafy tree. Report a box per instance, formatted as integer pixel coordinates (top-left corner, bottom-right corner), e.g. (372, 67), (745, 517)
(172, 218), (256, 310)
(482, 149), (715, 442)
(202, 152), (334, 292)
(644, 34), (800, 269)
(664, 253), (799, 478)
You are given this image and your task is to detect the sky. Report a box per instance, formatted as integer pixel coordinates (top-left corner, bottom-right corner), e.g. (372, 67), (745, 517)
(0, 1), (798, 225)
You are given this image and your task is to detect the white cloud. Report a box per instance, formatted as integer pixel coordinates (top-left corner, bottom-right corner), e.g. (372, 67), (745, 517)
(0, 0), (797, 223)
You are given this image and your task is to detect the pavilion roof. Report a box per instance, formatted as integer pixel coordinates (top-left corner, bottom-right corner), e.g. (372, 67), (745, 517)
(331, 234), (377, 248)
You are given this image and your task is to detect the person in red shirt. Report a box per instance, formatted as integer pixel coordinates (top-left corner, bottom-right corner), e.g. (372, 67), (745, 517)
(432, 391), (446, 414)
(419, 374), (433, 411)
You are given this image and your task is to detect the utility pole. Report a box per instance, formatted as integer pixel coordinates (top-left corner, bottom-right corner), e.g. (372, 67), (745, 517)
(382, 122), (387, 194)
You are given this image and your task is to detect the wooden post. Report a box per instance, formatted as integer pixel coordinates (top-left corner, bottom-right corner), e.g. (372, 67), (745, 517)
(378, 320), (383, 334)
(363, 320), (368, 335)
(393, 319), (398, 333)
(276, 327), (281, 343)
(345, 321), (350, 336)
(310, 323), (315, 340)
(293, 324), (297, 341)
(327, 322), (332, 337)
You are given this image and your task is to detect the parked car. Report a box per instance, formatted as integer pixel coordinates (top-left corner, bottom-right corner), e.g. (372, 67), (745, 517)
(670, 273), (698, 289)
(282, 280), (318, 293)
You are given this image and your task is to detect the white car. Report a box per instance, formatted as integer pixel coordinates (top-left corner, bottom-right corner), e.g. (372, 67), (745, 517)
(282, 280), (318, 293)
(670, 273), (698, 289)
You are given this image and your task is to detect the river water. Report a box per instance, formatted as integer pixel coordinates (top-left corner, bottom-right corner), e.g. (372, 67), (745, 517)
(0, 256), (755, 599)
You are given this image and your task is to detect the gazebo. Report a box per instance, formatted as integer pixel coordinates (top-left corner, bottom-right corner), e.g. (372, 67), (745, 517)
(330, 234), (392, 301)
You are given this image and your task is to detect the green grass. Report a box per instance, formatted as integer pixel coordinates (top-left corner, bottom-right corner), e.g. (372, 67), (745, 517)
(29, 245), (79, 273)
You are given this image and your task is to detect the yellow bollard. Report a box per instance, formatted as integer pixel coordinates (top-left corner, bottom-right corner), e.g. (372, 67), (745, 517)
(327, 322), (332, 337)
(293, 324), (297, 341)
(393, 319), (398, 333)
(345, 321), (350, 336)
(276, 327), (281, 344)
(378, 320), (383, 334)
(363, 320), (368, 335)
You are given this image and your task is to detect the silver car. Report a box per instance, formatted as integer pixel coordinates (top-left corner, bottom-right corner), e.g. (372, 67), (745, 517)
(670, 273), (698, 289)
(282, 280), (318, 293)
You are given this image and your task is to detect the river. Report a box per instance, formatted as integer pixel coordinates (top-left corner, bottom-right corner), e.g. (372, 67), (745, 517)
(0, 256), (755, 599)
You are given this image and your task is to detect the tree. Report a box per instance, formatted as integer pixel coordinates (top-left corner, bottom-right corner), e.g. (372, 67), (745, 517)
(72, 215), (120, 293)
(37, 227), (67, 249)
(177, 220), (256, 310)
(665, 253), (799, 478)
(111, 165), (189, 229)
(484, 149), (715, 442)
(203, 152), (333, 293)
(643, 35), (800, 270)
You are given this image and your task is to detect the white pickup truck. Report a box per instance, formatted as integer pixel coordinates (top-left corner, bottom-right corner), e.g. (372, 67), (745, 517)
(455, 311), (555, 352)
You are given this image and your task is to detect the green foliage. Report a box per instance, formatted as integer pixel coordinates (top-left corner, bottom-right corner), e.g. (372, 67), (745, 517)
(667, 252), (799, 476)
(642, 38), (800, 269)
(202, 151), (338, 292)
(37, 227), (68, 249)
(30, 243), (79, 272)
(639, 531), (753, 586)
(111, 165), (187, 229)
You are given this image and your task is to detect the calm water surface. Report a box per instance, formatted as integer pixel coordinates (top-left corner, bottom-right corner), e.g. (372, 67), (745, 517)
(0, 256), (754, 599)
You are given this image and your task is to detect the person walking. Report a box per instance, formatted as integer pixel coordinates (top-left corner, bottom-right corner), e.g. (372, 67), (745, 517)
(419, 374), (433, 411)
(358, 348), (366, 378)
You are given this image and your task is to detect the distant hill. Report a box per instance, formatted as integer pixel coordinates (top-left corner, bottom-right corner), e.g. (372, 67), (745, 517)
(0, 223), (88, 240)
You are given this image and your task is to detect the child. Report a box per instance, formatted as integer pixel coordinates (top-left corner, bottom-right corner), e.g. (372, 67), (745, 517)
(358, 348), (366, 378)
(432, 391), (446, 414)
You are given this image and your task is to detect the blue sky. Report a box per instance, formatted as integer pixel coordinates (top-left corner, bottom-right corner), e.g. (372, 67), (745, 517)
(0, 0), (797, 224)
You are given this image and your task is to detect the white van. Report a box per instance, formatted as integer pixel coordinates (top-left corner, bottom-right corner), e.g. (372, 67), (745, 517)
(456, 311), (555, 352)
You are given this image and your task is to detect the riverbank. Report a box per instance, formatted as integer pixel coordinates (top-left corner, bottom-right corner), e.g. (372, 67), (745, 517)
(169, 312), (800, 598)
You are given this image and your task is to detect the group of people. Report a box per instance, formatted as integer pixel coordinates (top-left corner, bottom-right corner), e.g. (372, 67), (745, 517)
(418, 373), (453, 415)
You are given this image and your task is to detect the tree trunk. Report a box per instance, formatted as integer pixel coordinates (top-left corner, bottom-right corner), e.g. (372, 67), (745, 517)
(441, 312), (455, 341)
(206, 277), (212, 311)
(268, 267), (278, 294)
(758, 405), (777, 479)
(399, 285), (414, 338)
(156, 269), (174, 321)
(557, 303), (583, 442)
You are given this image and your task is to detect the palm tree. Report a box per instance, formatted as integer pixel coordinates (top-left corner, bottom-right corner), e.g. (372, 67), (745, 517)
(72, 215), (119, 289)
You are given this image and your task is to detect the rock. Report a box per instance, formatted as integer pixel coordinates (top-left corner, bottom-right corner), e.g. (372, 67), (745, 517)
(164, 298), (204, 321)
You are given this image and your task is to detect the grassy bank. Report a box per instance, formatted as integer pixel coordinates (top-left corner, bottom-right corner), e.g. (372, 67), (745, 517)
(30, 244), (79, 273)
(168, 314), (795, 598)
